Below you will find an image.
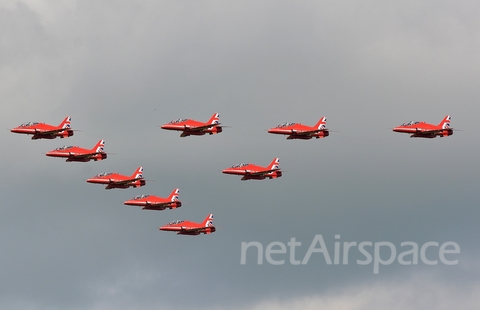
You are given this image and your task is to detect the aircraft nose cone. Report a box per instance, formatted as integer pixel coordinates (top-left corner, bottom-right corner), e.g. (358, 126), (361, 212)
(392, 127), (401, 132)
(45, 151), (55, 157)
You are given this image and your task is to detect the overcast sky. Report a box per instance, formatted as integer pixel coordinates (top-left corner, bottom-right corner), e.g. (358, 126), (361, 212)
(1, 1), (480, 309)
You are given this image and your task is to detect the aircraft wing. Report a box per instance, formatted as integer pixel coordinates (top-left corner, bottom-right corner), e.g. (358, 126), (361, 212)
(246, 169), (280, 176)
(292, 128), (329, 135)
(185, 123), (221, 131)
(110, 177), (143, 185)
(36, 128), (70, 135)
(417, 128), (452, 134)
(69, 152), (100, 159)
(181, 226), (207, 233)
(146, 201), (172, 207)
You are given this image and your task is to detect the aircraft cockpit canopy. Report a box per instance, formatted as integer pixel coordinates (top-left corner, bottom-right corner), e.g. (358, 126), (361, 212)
(96, 172), (113, 177)
(231, 163), (249, 168)
(54, 146), (74, 151)
(20, 122), (39, 127)
(169, 118), (189, 124)
(276, 122), (296, 128)
(169, 220), (184, 225)
(401, 121), (420, 126)
(133, 194), (150, 200)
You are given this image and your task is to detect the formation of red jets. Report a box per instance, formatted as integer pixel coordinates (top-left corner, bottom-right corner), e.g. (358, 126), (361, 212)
(11, 114), (455, 235)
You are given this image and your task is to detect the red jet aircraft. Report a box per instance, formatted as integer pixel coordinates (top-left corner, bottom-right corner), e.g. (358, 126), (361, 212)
(10, 116), (74, 140)
(393, 115), (453, 138)
(87, 167), (145, 189)
(46, 139), (106, 162)
(222, 158), (282, 181)
(268, 116), (329, 140)
(124, 188), (181, 210)
(159, 214), (215, 235)
(160, 113), (222, 137)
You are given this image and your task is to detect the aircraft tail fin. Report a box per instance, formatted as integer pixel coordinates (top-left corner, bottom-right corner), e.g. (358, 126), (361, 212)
(132, 166), (144, 179)
(58, 116), (72, 129)
(168, 188), (180, 202)
(438, 115), (451, 129)
(207, 113), (220, 125)
(93, 139), (105, 153)
(202, 214), (214, 227)
(268, 158), (280, 170)
(314, 116), (327, 130)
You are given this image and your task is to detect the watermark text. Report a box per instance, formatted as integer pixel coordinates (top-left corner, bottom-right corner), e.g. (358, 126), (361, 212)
(240, 235), (460, 274)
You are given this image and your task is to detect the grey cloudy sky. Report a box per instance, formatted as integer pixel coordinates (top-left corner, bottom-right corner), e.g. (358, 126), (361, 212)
(1, 1), (480, 309)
